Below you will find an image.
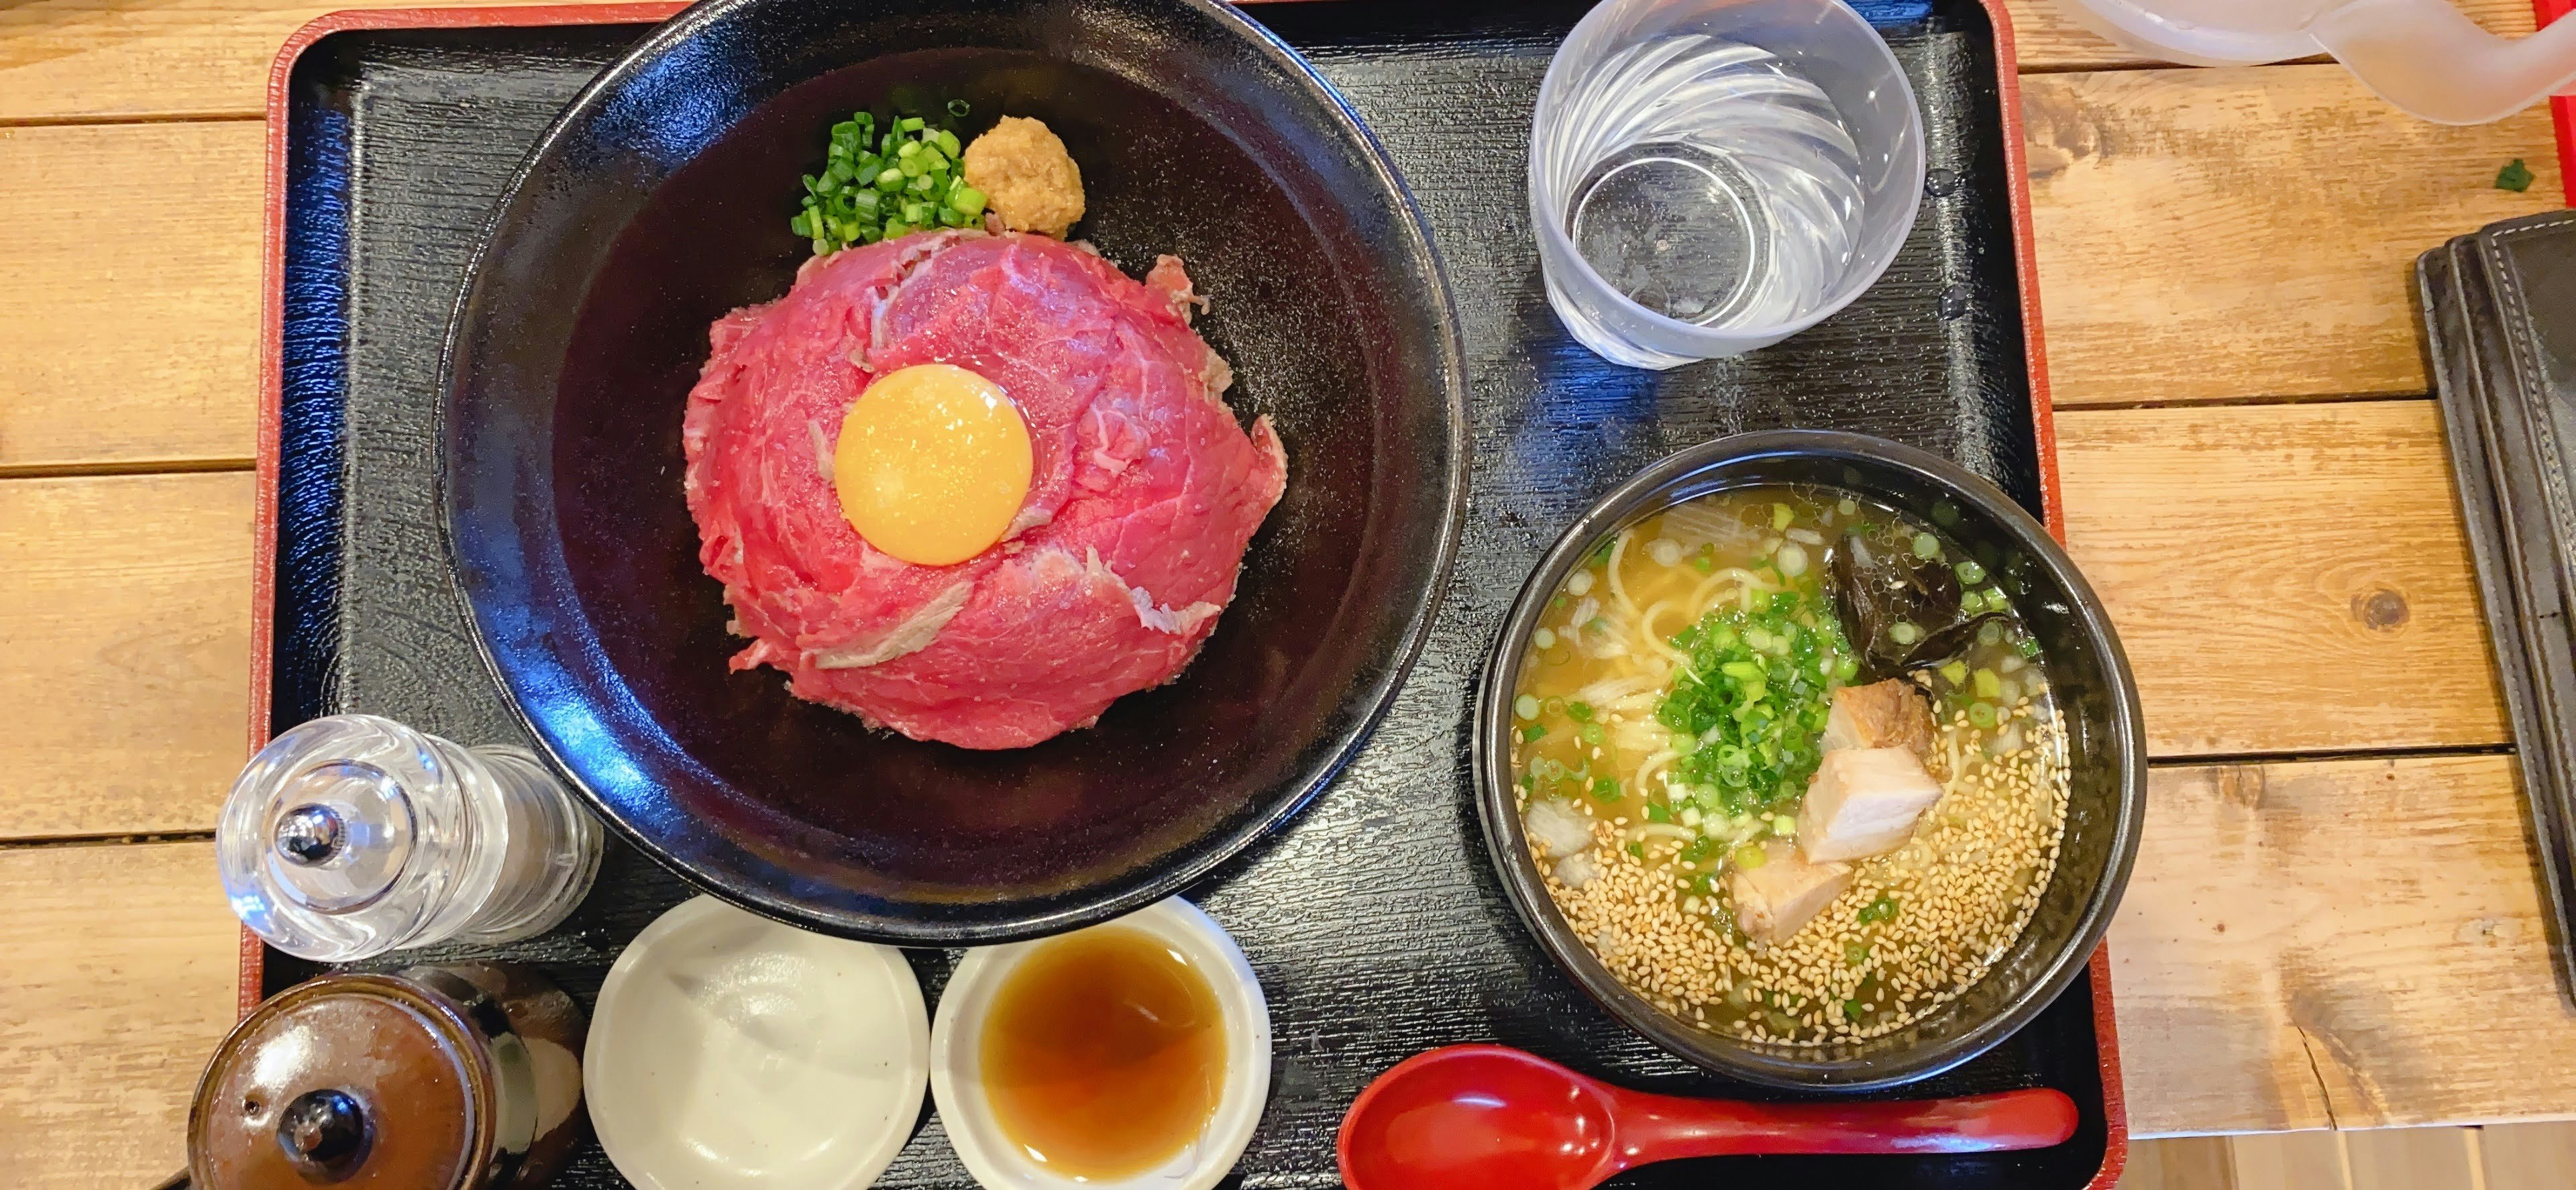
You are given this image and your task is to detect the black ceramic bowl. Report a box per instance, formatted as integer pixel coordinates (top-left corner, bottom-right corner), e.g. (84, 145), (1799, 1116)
(439, 0), (1466, 943)
(1474, 431), (2143, 1090)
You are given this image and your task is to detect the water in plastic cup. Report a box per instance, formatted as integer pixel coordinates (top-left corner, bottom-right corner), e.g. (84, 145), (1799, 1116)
(1532, 0), (1926, 368)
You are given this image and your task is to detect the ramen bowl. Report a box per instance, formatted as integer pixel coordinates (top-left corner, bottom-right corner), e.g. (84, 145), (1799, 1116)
(1473, 430), (2144, 1090)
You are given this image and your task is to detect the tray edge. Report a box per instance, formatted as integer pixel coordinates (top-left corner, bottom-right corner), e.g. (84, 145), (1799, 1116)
(244, 7), (2126, 1184)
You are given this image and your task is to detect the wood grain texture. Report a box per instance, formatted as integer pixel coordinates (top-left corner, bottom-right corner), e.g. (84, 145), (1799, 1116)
(3, 46), (2563, 471)
(2000, 0), (2535, 74)
(2477, 1122), (2576, 1190)
(2057, 400), (2508, 757)
(2110, 754), (2576, 1135)
(0, 122), (263, 472)
(0, 403), (2510, 847)
(0, 0), (2543, 121)
(2345, 1127), (2477, 1190)
(2023, 64), (2562, 408)
(0, 0), (659, 122)
(0, 472), (252, 839)
(2123, 1136), (2238, 1189)
(2230, 1132), (2353, 1190)
(0, 841), (237, 1190)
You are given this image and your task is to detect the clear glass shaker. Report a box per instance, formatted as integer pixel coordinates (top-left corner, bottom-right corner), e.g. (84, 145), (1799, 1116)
(219, 714), (602, 961)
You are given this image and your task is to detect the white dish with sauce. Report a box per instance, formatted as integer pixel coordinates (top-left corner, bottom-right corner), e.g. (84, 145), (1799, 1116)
(586, 895), (930, 1190)
(930, 897), (1271, 1190)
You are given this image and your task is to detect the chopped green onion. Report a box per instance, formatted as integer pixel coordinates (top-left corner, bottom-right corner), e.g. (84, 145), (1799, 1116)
(1593, 776), (1621, 802)
(1578, 722), (1606, 746)
(1955, 558), (1987, 585)
(1522, 724), (1547, 743)
(1968, 701), (1998, 728)
(1515, 694), (1540, 720)
(1566, 701), (1595, 722)
(1888, 622), (1920, 646)
(1977, 619), (2004, 648)
(1911, 533), (1940, 559)
(795, 106), (979, 253)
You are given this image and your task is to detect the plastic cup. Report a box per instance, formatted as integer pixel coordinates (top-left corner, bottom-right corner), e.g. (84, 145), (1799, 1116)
(1531, 0), (1927, 368)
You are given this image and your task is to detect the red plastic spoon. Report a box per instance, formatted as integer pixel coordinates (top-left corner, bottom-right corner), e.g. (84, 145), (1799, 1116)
(1336, 1044), (2080, 1190)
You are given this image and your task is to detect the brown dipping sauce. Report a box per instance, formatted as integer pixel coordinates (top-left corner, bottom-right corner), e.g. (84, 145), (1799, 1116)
(980, 926), (1226, 1179)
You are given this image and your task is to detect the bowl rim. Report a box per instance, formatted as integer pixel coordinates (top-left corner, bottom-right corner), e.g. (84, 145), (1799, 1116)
(1470, 429), (2145, 1091)
(433, 0), (1472, 944)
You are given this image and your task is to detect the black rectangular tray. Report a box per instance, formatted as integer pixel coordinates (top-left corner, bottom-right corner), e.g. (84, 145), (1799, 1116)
(250, 3), (2123, 1187)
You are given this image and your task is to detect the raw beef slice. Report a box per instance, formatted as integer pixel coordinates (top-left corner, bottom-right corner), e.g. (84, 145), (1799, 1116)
(682, 231), (1287, 749)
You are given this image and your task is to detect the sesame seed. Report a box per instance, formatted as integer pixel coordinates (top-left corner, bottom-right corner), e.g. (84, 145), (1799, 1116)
(1532, 695), (2072, 1046)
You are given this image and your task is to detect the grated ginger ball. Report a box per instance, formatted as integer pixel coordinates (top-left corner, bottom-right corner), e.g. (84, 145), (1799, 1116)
(962, 115), (1085, 238)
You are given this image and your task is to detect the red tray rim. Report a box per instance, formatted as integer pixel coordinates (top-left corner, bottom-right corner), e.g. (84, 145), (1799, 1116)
(246, 4), (2121, 1185)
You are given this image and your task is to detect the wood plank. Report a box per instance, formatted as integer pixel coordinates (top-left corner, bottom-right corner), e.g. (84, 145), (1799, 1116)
(3, 59), (2562, 469)
(2230, 1132), (2353, 1190)
(0, 404), (2505, 845)
(2477, 1122), (2576, 1190)
(0, 472), (253, 839)
(2112, 754), (2576, 1135)
(2024, 64), (2562, 408)
(0, 0), (657, 123)
(2347, 1127), (2479, 1190)
(2057, 400), (2508, 757)
(0, 0), (2542, 122)
(2123, 1136), (2239, 1190)
(0, 841), (238, 1190)
(0, 121), (264, 472)
(2001, 0), (2535, 74)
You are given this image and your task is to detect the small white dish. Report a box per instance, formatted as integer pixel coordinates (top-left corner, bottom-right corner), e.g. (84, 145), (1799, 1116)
(587, 895), (930, 1190)
(930, 898), (1271, 1190)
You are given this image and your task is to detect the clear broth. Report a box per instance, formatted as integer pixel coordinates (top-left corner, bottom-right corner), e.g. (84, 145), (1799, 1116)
(1509, 486), (2070, 1044)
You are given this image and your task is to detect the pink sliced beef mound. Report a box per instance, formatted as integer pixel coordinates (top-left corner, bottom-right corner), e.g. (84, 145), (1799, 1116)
(682, 231), (1287, 750)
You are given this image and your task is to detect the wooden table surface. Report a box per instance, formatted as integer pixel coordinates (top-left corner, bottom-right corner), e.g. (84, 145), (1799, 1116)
(3, 0), (2574, 1185)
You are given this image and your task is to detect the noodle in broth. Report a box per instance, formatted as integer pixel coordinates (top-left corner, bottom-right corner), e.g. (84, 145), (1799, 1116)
(1508, 486), (2071, 1044)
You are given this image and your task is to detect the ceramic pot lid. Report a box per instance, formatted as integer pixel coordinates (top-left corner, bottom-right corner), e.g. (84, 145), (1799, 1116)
(189, 974), (491, 1189)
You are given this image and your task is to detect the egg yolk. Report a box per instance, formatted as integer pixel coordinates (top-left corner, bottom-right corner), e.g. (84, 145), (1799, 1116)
(835, 363), (1033, 566)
